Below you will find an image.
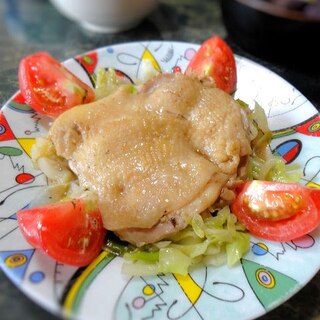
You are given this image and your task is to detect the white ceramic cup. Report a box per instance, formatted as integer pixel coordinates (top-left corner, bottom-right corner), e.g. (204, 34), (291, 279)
(49, 0), (159, 33)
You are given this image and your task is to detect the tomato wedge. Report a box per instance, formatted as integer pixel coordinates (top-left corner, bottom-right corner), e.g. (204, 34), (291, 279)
(17, 199), (106, 266)
(231, 180), (320, 241)
(185, 35), (237, 94)
(18, 52), (95, 117)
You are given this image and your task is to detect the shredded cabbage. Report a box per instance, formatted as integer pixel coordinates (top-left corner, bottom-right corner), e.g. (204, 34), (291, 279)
(104, 207), (250, 276)
(94, 67), (134, 100)
(247, 154), (302, 182)
(244, 101), (302, 183)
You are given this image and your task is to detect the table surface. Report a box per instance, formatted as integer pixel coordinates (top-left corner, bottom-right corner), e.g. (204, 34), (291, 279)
(0, 0), (319, 319)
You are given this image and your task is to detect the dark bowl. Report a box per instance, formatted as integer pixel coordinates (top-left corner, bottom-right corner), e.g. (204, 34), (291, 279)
(220, 0), (320, 67)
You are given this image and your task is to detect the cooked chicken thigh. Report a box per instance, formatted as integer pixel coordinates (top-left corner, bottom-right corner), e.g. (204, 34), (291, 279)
(49, 73), (251, 246)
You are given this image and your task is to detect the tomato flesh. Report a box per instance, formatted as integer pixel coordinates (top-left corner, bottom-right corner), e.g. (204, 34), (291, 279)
(17, 199), (106, 266)
(18, 52), (95, 117)
(231, 181), (320, 241)
(241, 181), (305, 221)
(185, 35), (237, 94)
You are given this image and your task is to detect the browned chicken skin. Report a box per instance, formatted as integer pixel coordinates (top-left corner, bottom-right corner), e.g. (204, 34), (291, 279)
(49, 73), (251, 246)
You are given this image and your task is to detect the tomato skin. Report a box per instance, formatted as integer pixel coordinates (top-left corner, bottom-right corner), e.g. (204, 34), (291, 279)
(18, 52), (95, 118)
(17, 199), (106, 267)
(185, 35), (237, 94)
(231, 181), (320, 241)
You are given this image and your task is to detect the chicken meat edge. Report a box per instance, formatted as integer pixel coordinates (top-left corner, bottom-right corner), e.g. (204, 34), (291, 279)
(48, 73), (252, 246)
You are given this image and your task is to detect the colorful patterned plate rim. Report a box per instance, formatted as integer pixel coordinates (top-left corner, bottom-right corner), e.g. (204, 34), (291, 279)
(0, 41), (320, 320)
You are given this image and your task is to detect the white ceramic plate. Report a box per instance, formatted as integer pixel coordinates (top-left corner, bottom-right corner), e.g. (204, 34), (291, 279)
(0, 41), (320, 320)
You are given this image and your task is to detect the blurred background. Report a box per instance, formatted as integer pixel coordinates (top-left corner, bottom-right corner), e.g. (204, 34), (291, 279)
(220, 0), (320, 66)
(1, 0), (319, 108)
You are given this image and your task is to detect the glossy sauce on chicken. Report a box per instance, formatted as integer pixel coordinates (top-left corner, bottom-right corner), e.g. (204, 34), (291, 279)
(49, 73), (251, 246)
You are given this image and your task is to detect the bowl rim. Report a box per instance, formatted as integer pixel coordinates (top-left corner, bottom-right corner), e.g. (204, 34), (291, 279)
(232, 0), (320, 22)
